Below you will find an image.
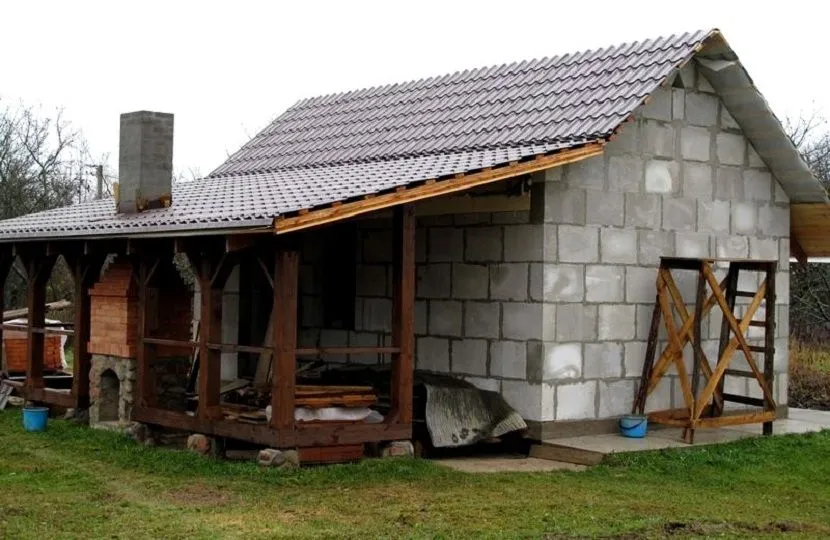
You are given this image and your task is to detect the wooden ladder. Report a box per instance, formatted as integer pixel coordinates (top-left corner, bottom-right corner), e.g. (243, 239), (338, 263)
(633, 257), (778, 443)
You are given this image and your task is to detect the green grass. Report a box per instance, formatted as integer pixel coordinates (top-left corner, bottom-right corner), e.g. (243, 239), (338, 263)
(1, 410), (830, 539)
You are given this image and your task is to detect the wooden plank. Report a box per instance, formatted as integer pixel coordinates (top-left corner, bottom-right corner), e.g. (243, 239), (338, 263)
(252, 305), (275, 389)
(693, 410), (776, 429)
(298, 444), (364, 464)
(634, 295), (662, 414)
(274, 144), (603, 234)
(529, 443), (604, 466)
(390, 205), (415, 425)
(24, 387), (74, 408)
(790, 202), (830, 257)
(656, 276), (694, 412)
(2, 299), (72, 321)
(143, 337), (197, 348)
(271, 250), (299, 433)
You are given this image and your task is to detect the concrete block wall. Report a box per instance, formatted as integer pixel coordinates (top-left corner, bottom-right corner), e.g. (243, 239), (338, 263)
(529, 70), (790, 424)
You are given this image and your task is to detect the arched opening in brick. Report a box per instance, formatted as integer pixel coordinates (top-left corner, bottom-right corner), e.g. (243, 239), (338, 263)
(98, 369), (120, 422)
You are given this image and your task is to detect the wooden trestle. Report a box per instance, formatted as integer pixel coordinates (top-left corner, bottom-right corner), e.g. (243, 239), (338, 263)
(4, 205), (417, 450)
(633, 257), (778, 444)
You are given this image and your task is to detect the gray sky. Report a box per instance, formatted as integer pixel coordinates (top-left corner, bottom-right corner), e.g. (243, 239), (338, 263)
(2, 0), (825, 177)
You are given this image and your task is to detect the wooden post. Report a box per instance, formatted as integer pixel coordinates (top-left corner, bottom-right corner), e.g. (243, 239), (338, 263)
(390, 205), (415, 425)
(763, 262), (776, 436)
(24, 254), (56, 392)
(136, 256), (158, 409)
(67, 254), (104, 409)
(270, 249), (299, 435)
(198, 258), (224, 420)
(0, 253), (11, 372)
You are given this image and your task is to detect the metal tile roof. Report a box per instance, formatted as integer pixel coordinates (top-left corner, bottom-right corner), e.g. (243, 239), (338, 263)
(0, 30), (718, 241)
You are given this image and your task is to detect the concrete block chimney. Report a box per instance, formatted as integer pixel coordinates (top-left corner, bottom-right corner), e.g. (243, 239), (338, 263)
(118, 111), (174, 213)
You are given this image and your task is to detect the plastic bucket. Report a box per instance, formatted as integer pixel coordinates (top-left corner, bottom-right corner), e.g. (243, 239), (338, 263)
(22, 407), (49, 432)
(618, 414), (647, 438)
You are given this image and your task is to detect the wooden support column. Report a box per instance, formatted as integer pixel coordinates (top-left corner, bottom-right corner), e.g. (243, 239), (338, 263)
(23, 253), (56, 392)
(0, 252), (11, 372)
(65, 253), (105, 409)
(270, 249), (299, 436)
(137, 256), (159, 409)
(390, 205), (415, 425)
(763, 262), (776, 436)
(197, 256), (228, 420)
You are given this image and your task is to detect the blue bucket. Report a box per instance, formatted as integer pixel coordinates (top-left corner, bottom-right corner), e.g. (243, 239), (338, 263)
(619, 415), (647, 438)
(23, 407), (49, 432)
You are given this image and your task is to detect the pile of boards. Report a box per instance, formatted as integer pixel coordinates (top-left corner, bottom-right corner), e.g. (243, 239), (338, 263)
(221, 385), (377, 424)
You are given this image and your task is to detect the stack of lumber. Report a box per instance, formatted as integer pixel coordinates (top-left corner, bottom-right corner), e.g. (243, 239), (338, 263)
(294, 385), (377, 408)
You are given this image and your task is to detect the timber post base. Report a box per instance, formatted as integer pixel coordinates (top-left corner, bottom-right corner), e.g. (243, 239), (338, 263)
(634, 257), (778, 443)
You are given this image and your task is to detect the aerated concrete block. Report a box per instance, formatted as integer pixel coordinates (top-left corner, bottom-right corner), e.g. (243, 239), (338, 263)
(585, 265), (624, 303)
(543, 263), (584, 302)
(642, 121), (675, 158)
(676, 232), (710, 258)
(542, 342), (582, 380)
(502, 380), (554, 422)
(361, 298), (392, 332)
(556, 303), (597, 342)
(502, 302), (542, 340)
(608, 155), (643, 192)
(584, 342), (623, 379)
(428, 300), (462, 336)
(681, 126), (711, 161)
(490, 263), (529, 301)
(586, 190), (624, 226)
(731, 202), (757, 236)
(489, 340), (526, 379)
(640, 86), (672, 121)
(600, 228), (637, 264)
(566, 154), (605, 190)
(416, 337), (450, 372)
(543, 184), (587, 224)
(697, 199), (730, 235)
(750, 237), (778, 260)
(558, 225), (599, 263)
(662, 197), (697, 231)
(464, 301), (500, 338)
(637, 230), (674, 266)
(744, 169), (773, 202)
(417, 264), (451, 299)
(598, 304), (636, 341)
(683, 162), (713, 199)
(465, 377), (501, 393)
(758, 205), (789, 237)
(672, 88), (685, 119)
(776, 271), (790, 304)
(625, 193), (661, 229)
(428, 227), (463, 262)
(624, 341), (647, 377)
(355, 265), (387, 297)
(685, 92), (718, 127)
(645, 159), (678, 193)
(717, 133), (745, 166)
(556, 381), (597, 420)
(504, 224), (542, 261)
(598, 379), (636, 418)
(451, 263), (488, 299)
(626, 266), (657, 303)
(465, 227), (503, 262)
(451, 339), (487, 376)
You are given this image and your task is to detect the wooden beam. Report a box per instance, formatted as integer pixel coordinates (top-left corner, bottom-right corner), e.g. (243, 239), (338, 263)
(197, 260), (224, 420)
(274, 143), (603, 234)
(136, 256), (157, 408)
(294, 346), (401, 356)
(270, 250), (299, 434)
(23, 254), (56, 392)
(390, 205), (415, 425)
(65, 253), (105, 410)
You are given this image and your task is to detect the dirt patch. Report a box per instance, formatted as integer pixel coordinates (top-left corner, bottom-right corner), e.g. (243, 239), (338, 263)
(162, 482), (232, 507)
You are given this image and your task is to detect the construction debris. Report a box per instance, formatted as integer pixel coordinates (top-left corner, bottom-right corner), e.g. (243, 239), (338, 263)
(257, 448), (299, 469)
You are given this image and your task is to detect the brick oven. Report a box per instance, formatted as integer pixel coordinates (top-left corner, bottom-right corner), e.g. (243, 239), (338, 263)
(87, 257), (193, 429)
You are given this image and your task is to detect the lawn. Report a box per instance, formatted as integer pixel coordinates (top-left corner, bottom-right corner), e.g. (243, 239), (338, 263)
(1, 410), (829, 539)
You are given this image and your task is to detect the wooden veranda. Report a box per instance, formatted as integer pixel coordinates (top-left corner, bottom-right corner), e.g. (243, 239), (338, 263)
(1, 206), (417, 450)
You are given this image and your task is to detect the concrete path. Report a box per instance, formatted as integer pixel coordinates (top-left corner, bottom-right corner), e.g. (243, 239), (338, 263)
(538, 408), (830, 458)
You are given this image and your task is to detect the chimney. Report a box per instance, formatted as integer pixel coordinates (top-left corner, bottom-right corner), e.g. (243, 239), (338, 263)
(117, 111), (174, 213)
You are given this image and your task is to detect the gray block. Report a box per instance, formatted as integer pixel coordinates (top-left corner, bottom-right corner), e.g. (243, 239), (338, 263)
(640, 86), (672, 121)
(502, 302), (542, 340)
(586, 190), (625, 226)
(598, 304), (636, 341)
(642, 121), (675, 158)
(625, 193), (661, 229)
(606, 121), (639, 155)
(501, 380), (552, 422)
(464, 301), (500, 339)
(697, 199), (730, 235)
(672, 88), (685, 119)
(543, 183), (587, 224)
(355, 264), (387, 297)
(624, 341), (647, 377)
(626, 266), (656, 304)
(716, 133), (745, 166)
(542, 342), (582, 380)
(777, 304), (789, 338)
(662, 197), (697, 231)
(585, 265), (625, 303)
(645, 159), (678, 194)
(776, 271), (790, 305)
(675, 232), (710, 258)
(600, 228), (637, 264)
(362, 229), (393, 263)
(490, 263), (529, 301)
(731, 202), (757, 236)
(529, 263), (543, 302)
(451, 339), (488, 376)
(428, 227), (463, 262)
(361, 297), (392, 332)
(543, 263), (584, 302)
(747, 144), (765, 168)
(758, 205), (789, 237)
(558, 225), (599, 263)
(415, 227), (427, 263)
(638, 230), (675, 265)
(685, 92), (718, 127)
(465, 226), (503, 262)
(681, 126), (711, 161)
(608, 155), (643, 192)
(556, 303), (598, 341)
(451, 263), (488, 299)
(465, 377), (501, 393)
(774, 181), (789, 204)
(490, 340), (527, 379)
(584, 342), (623, 379)
(779, 239), (791, 271)
(455, 213), (492, 226)
(428, 300), (462, 336)
(493, 210), (531, 225)
(721, 107), (739, 129)
(598, 380), (636, 418)
(415, 300), (427, 335)
(556, 381), (597, 420)
(743, 169), (773, 202)
(504, 224), (542, 261)
(417, 264), (451, 299)
(683, 162), (713, 199)
(543, 224), (558, 262)
(417, 337), (450, 372)
(750, 237), (778, 260)
(714, 166), (744, 201)
(566, 154), (606, 190)
(542, 304), (556, 341)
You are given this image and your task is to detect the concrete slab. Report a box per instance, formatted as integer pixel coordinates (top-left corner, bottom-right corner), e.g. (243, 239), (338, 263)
(435, 455), (586, 473)
(538, 408), (830, 460)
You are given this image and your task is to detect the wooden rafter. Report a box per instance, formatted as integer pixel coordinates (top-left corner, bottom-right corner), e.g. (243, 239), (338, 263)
(273, 143), (603, 234)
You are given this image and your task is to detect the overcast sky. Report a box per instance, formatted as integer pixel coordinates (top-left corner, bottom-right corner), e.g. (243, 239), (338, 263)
(2, 0), (825, 178)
